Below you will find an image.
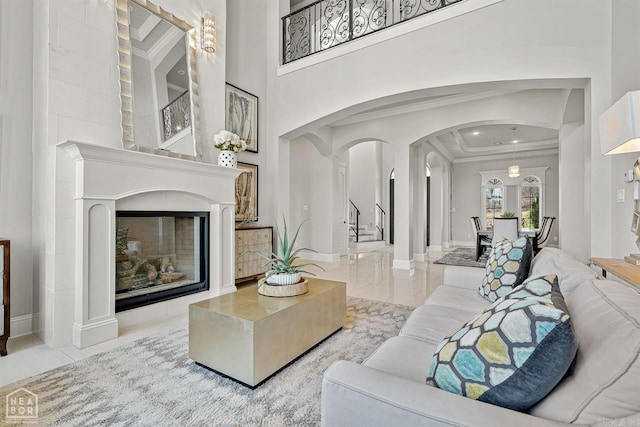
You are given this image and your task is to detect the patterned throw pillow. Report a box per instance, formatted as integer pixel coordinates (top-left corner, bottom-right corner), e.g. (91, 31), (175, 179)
(480, 236), (533, 302)
(501, 274), (559, 302)
(426, 276), (576, 411)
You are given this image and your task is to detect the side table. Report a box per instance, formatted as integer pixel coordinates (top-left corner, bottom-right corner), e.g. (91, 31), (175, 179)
(590, 258), (640, 290)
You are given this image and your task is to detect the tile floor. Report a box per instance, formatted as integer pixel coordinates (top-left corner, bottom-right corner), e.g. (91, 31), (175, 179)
(0, 246), (450, 388)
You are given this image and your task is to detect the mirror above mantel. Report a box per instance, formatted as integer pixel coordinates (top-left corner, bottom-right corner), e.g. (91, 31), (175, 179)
(116, 0), (202, 161)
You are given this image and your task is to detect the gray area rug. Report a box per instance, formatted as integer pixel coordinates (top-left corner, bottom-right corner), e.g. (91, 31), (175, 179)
(0, 297), (413, 426)
(434, 247), (488, 268)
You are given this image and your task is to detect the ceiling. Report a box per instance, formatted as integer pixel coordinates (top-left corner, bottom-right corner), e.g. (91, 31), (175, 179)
(322, 83), (585, 163)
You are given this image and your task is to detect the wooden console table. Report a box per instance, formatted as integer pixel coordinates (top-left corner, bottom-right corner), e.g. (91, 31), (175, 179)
(590, 257), (640, 289)
(235, 226), (273, 283)
(1, 239), (9, 356)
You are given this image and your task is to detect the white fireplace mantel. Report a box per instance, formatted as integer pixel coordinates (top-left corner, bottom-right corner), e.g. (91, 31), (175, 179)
(57, 141), (241, 348)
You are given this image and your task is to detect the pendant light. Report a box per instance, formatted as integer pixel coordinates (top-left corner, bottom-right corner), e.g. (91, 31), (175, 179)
(508, 126), (520, 178)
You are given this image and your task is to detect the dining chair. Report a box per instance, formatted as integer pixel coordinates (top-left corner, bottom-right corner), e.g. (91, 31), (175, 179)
(536, 216), (556, 250)
(492, 217), (519, 246)
(471, 216), (492, 257)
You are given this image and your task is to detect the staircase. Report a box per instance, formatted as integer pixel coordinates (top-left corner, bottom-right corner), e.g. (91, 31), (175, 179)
(349, 200), (386, 250)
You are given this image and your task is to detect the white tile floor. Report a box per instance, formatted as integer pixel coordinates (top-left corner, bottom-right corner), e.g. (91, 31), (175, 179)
(0, 246), (450, 388)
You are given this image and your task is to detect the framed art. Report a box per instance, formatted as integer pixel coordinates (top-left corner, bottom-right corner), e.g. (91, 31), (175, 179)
(236, 162), (258, 222)
(225, 83), (258, 153)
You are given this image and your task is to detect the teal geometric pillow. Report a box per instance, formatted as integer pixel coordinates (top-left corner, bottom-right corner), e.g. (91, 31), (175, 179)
(501, 274), (559, 302)
(426, 276), (576, 411)
(480, 236), (533, 302)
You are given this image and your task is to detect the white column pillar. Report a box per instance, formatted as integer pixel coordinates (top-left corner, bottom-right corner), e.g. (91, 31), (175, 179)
(413, 145), (426, 261)
(72, 198), (118, 349)
(210, 203), (237, 296)
(393, 143), (414, 271)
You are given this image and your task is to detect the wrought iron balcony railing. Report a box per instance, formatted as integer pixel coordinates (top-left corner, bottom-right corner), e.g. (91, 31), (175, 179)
(282, 0), (463, 64)
(161, 90), (191, 142)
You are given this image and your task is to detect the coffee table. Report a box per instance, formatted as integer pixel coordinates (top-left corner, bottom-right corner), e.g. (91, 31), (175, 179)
(188, 278), (346, 387)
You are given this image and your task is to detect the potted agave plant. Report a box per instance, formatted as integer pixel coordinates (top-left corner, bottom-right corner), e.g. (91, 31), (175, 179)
(243, 216), (325, 297)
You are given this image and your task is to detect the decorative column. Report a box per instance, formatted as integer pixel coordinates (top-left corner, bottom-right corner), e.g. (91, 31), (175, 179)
(393, 142), (415, 271)
(210, 203), (238, 296)
(73, 198), (119, 348)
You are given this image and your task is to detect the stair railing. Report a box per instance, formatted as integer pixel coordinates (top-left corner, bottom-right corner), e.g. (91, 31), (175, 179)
(349, 199), (360, 242)
(282, 0), (463, 64)
(375, 203), (386, 241)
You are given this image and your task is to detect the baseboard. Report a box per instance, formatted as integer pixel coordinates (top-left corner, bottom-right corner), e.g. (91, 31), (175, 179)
(10, 314), (33, 337)
(428, 245), (442, 252)
(299, 251), (340, 262)
(414, 253), (426, 262)
(393, 259), (415, 271)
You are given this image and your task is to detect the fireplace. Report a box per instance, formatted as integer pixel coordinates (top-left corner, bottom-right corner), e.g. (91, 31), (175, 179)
(57, 141), (241, 349)
(115, 211), (209, 312)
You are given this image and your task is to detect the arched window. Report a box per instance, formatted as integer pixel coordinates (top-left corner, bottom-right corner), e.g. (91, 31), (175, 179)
(485, 178), (503, 229)
(520, 176), (541, 231)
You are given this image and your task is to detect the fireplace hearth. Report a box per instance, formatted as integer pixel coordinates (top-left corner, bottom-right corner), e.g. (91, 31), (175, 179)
(115, 211), (209, 312)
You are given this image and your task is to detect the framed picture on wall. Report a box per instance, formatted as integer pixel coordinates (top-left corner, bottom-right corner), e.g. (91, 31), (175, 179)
(236, 162), (258, 222)
(225, 83), (258, 153)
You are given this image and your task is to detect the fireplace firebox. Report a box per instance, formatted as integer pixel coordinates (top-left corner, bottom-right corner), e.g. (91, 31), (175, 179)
(115, 211), (209, 312)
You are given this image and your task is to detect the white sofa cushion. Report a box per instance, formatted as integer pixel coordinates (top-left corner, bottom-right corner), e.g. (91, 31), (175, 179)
(530, 248), (597, 294)
(362, 336), (436, 383)
(425, 286), (491, 314)
(530, 279), (640, 424)
(400, 304), (479, 344)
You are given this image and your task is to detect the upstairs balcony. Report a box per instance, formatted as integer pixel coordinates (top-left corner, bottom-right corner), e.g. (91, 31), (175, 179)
(282, 0), (463, 64)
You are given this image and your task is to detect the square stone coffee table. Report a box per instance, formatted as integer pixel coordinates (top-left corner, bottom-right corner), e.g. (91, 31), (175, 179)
(189, 278), (346, 387)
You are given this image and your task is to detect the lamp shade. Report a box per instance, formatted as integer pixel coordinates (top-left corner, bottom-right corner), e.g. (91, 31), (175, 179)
(600, 90), (640, 155)
(508, 164), (520, 178)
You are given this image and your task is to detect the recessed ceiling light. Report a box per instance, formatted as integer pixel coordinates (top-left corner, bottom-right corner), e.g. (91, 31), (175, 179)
(178, 70), (186, 75)
(512, 140), (519, 144)
(472, 131), (480, 136)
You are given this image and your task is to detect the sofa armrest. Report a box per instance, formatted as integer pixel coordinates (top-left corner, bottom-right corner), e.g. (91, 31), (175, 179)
(442, 265), (485, 290)
(322, 361), (571, 427)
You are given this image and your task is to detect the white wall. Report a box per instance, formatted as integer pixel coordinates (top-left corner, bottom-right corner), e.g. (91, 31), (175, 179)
(348, 142), (377, 229)
(226, 0), (273, 226)
(0, 0), (34, 336)
(289, 136), (337, 259)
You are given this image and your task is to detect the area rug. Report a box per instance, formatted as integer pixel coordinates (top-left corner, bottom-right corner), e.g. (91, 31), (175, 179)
(434, 247), (488, 268)
(0, 297), (413, 426)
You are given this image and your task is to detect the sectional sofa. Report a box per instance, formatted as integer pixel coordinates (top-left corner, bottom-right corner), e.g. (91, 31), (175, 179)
(321, 248), (640, 426)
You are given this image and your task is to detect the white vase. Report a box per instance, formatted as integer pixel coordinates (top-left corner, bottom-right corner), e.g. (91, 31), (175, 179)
(265, 271), (302, 285)
(218, 150), (237, 167)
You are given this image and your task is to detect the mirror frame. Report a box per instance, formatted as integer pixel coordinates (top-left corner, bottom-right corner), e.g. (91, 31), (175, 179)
(116, 0), (202, 161)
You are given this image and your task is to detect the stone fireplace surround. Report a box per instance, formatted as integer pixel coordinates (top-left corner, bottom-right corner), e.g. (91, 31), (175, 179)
(57, 141), (241, 349)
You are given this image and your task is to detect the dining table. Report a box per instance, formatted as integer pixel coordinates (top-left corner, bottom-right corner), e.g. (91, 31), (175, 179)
(476, 230), (538, 261)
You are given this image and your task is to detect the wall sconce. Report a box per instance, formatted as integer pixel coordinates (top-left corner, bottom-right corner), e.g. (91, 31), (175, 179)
(202, 11), (216, 53)
(600, 91), (640, 154)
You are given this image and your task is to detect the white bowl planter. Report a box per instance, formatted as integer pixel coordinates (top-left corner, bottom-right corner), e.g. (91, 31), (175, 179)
(265, 271), (301, 285)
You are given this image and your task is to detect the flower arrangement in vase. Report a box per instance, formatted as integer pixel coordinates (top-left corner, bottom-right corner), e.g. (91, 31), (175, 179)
(214, 130), (246, 167)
